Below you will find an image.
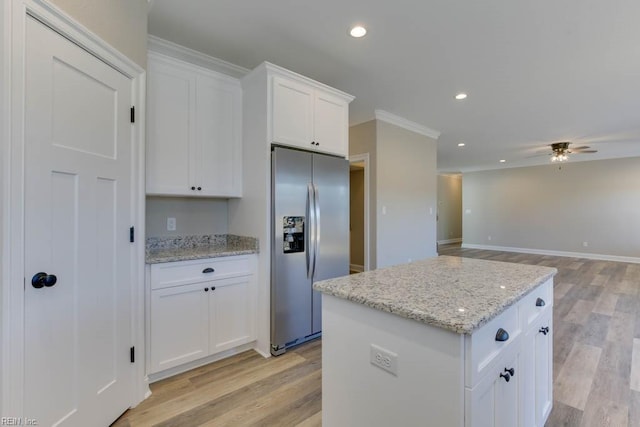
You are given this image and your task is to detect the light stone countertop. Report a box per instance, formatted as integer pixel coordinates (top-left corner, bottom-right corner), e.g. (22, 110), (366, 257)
(146, 234), (259, 264)
(313, 255), (557, 334)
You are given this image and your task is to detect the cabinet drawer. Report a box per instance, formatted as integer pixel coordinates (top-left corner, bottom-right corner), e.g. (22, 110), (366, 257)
(520, 279), (553, 329)
(150, 256), (251, 290)
(465, 303), (521, 387)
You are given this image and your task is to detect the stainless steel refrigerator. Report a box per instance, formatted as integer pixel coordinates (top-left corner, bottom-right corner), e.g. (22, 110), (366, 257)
(271, 146), (349, 356)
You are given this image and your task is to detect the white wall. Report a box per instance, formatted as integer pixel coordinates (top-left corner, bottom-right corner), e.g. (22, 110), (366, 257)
(49, 0), (148, 68)
(145, 197), (228, 237)
(349, 120), (377, 268)
(376, 120), (438, 267)
(437, 174), (462, 243)
(0, 0), (6, 412)
(349, 119), (438, 269)
(463, 156), (640, 259)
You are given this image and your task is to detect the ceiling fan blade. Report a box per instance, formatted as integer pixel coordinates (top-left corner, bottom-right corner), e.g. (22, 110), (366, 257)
(570, 150), (598, 154)
(570, 146), (590, 150)
(526, 153), (552, 158)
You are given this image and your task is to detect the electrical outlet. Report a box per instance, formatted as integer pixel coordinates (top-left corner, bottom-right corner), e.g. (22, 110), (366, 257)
(488, 235), (492, 241)
(582, 241), (588, 247)
(370, 344), (398, 376)
(167, 217), (176, 231)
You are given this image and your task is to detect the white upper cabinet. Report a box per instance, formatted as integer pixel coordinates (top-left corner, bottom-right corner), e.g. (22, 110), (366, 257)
(146, 52), (242, 197)
(265, 64), (353, 157)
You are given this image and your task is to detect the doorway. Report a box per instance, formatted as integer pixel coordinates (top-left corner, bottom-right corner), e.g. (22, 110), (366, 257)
(349, 153), (370, 272)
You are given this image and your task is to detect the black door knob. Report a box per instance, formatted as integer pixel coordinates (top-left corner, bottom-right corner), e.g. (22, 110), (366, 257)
(536, 297), (546, 307)
(500, 372), (511, 382)
(504, 367), (515, 377)
(32, 272), (57, 289)
(495, 328), (510, 342)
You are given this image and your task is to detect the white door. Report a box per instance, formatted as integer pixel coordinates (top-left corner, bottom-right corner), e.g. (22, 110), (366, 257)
(23, 16), (134, 427)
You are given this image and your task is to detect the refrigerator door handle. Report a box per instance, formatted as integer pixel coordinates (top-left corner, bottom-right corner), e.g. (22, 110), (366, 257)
(307, 183), (316, 279)
(312, 183), (321, 278)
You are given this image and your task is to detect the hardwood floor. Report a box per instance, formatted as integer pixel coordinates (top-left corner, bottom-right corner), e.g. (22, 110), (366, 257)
(115, 245), (640, 426)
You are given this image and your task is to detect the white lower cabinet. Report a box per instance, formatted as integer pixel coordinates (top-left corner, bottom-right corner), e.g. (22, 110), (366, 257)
(523, 309), (553, 427)
(467, 342), (522, 427)
(150, 282), (210, 372)
(148, 255), (257, 374)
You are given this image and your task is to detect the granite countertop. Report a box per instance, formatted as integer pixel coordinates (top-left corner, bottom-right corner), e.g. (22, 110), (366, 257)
(146, 234), (259, 264)
(313, 256), (557, 334)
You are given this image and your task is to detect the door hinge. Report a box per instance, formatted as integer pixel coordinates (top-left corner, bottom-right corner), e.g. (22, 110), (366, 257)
(129, 226), (135, 243)
(130, 106), (135, 123)
(130, 346), (135, 363)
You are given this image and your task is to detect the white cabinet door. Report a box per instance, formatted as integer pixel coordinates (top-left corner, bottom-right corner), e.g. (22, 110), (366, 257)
(533, 311), (553, 426)
(468, 345), (522, 427)
(196, 74), (242, 197)
(272, 76), (315, 149)
(150, 282), (210, 373)
(147, 53), (242, 197)
(313, 91), (349, 155)
(209, 275), (256, 353)
(146, 57), (195, 195)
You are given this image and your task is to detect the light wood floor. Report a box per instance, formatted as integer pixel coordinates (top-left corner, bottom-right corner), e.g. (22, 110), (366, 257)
(114, 245), (640, 426)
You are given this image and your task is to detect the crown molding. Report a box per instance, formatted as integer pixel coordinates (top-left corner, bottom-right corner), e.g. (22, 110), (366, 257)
(148, 35), (250, 79)
(374, 110), (440, 140)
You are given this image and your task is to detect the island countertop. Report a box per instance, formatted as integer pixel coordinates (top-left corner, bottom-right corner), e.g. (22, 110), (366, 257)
(313, 255), (556, 334)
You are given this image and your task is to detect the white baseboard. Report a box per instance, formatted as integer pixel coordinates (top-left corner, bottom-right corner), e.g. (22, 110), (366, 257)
(461, 243), (640, 264)
(437, 238), (462, 245)
(350, 264), (364, 273)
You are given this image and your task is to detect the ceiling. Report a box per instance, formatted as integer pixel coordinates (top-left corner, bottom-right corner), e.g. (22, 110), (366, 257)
(148, 0), (640, 173)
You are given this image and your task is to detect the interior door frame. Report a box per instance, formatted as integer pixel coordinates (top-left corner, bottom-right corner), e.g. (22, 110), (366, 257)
(1, 0), (148, 416)
(348, 153), (370, 271)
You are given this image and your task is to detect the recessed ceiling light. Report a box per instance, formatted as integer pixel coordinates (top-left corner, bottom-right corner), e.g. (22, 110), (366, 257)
(499, 159), (506, 163)
(349, 25), (367, 38)
(455, 93), (467, 100)
(457, 143), (465, 147)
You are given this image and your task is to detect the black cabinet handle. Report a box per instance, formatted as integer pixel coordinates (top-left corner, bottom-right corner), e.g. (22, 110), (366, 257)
(500, 372), (511, 382)
(204, 287), (209, 292)
(536, 297), (546, 307)
(504, 367), (515, 377)
(202, 267), (215, 274)
(32, 272), (57, 288)
(539, 326), (550, 335)
(495, 328), (510, 342)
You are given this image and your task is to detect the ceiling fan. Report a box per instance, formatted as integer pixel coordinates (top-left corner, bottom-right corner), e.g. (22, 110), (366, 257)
(548, 141), (597, 162)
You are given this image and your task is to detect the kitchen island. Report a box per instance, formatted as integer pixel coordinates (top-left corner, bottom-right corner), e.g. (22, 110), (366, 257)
(313, 255), (557, 427)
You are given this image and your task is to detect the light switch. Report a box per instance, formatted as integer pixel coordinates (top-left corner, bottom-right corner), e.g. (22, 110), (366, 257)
(167, 217), (176, 231)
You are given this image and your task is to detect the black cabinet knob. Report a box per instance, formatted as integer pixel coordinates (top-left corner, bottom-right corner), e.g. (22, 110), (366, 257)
(197, 187), (202, 191)
(500, 372), (511, 382)
(211, 286), (216, 291)
(204, 287), (209, 292)
(539, 326), (550, 335)
(504, 367), (515, 377)
(536, 297), (546, 307)
(31, 272), (57, 289)
(495, 328), (510, 342)
(202, 267), (215, 274)
(191, 186), (196, 190)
